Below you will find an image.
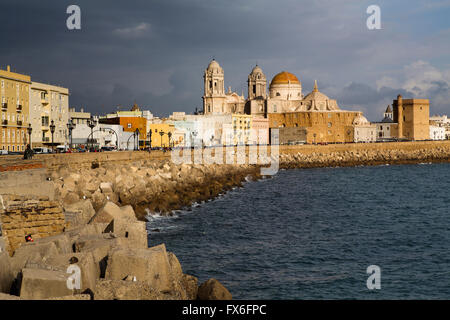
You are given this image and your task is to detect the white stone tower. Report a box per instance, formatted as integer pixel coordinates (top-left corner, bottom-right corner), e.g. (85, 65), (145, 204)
(203, 59), (226, 115)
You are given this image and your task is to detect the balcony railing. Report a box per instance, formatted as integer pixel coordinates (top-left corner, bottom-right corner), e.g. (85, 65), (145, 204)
(43, 137), (50, 142)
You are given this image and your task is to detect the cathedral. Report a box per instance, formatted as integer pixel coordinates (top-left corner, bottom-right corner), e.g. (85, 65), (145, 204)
(202, 59), (367, 144)
(202, 59), (340, 117)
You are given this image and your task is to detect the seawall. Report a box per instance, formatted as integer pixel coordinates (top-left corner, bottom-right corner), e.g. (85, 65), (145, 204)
(279, 140), (450, 169)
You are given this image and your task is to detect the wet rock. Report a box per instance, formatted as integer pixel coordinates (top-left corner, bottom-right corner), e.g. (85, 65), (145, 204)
(197, 278), (232, 300)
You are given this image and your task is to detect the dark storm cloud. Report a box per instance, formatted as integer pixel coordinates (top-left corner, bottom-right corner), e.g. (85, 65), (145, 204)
(334, 82), (414, 121)
(0, 0), (448, 118)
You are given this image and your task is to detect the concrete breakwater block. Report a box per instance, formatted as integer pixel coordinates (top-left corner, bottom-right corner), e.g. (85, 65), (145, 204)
(105, 244), (172, 293)
(36, 252), (98, 293)
(19, 268), (74, 300)
(89, 202), (148, 249)
(0, 252), (14, 294)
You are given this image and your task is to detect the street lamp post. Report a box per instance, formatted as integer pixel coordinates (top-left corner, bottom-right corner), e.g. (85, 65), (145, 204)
(168, 132), (172, 148)
(191, 131), (197, 148)
(27, 123), (33, 149)
(88, 117), (96, 151)
(67, 119), (76, 150)
(192, 131), (197, 147)
(49, 120), (56, 153)
(159, 131), (164, 149)
(135, 128), (140, 151)
(148, 129), (152, 151)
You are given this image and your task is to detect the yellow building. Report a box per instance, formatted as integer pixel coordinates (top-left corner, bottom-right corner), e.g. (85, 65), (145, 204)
(148, 123), (175, 148)
(231, 114), (252, 145)
(0, 66), (31, 152)
(268, 111), (360, 144)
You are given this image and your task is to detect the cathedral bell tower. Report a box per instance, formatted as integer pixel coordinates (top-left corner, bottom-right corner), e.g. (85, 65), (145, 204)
(203, 59), (226, 115)
(247, 65), (267, 100)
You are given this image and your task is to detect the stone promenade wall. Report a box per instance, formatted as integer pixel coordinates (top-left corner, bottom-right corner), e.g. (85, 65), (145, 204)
(0, 196), (66, 255)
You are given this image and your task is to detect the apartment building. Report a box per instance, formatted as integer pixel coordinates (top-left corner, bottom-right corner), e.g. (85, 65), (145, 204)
(30, 82), (69, 147)
(0, 66), (31, 152)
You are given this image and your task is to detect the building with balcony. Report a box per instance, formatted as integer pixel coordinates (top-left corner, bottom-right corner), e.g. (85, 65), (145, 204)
(30, 82), (69, 148)
(0, 65), (31, 152)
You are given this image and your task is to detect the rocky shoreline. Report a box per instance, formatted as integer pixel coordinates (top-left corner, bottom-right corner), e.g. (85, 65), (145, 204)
(52, 159), (262, 219)
(279, 146), (450, 169)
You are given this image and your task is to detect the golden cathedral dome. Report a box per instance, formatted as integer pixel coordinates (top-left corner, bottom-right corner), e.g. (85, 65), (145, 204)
(270, 71), (300, 86)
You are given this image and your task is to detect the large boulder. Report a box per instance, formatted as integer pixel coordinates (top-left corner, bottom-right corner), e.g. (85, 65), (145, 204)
(63, 192), (80, 206)
(182, 274), (199, 300)
(73, 234), (136, 278)
(0, 252), (14, 293)
(42, 252), (98, 292)
(197, 278), (232, 300)
(119, 205), (138, 220)
(105, 244), (173, 293)
(19, 268), (74, 300)
(91, 190), (107, 212)
(113, 220), (148, 249)
(32, 233), (72, 255)
(100, 182), (113, 194)
(10, 242), (59, 277)
(89, 202), (134, 225)
(89, 203), (146, 248)
(93, 279), (177, 300)
(64, 200), (96, 226)
(46, 294), (91, 300)
(0, 293), (20, 300)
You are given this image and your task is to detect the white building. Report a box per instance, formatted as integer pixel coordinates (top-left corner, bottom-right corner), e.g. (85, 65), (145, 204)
(430, 115), (450, 139)
(375, 105), (396, 141)
(429, 125), (445, 140)
(70, 116), (134, 150)
(353, 114), (376, 143)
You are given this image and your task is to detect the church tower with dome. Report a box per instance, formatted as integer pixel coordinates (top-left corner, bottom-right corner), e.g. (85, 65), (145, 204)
(202, 59), (245, 115)
(247, 65), (267, 100)
(203, 59), (226, 115)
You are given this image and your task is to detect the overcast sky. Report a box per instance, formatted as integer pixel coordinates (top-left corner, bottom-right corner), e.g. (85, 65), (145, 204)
(1, 0), (449, 121)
